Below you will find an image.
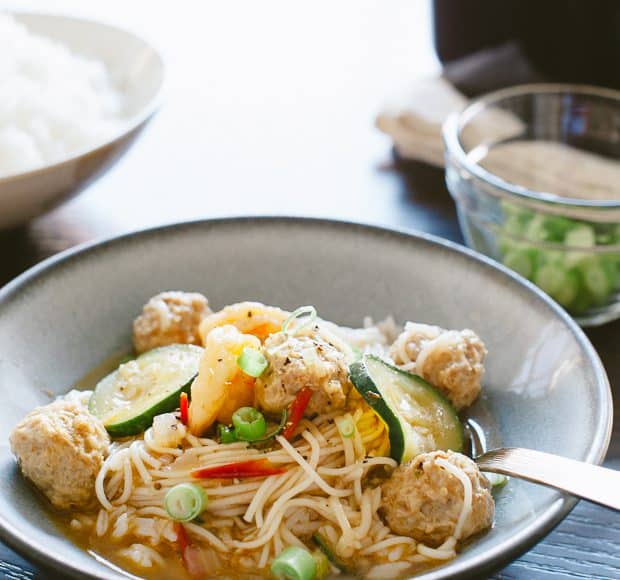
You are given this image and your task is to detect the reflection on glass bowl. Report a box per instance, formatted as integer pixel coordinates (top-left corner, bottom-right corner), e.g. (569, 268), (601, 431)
(443, 84), (620, 326)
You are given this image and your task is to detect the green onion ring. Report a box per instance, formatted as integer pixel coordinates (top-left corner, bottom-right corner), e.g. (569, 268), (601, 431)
(271, 546), (317, 580)
(164, 483), (208, 522)
(218, 424), (239, 444)
(237, 347), (269, 377)
(336, 415), (355, 438)
(232, 407), (267, 441)
(282, 306), (317, 337)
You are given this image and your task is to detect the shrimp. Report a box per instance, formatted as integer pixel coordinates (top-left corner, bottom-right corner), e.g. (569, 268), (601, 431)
(199, 302), (288, 344)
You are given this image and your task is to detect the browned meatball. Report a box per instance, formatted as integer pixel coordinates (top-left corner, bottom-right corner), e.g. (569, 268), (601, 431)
(390, 322), (487, 410)
(10, 396), (110, 510)
(132, 291), (211, 353)
(255, 332), (350, 415)
(381, 450), (494, 547)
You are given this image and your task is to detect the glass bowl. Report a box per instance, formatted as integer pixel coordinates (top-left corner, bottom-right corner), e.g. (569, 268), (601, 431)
(443, 84), (620, 326)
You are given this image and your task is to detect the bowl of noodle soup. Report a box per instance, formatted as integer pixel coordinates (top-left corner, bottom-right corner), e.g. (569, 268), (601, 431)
(0, 217), (611, 579)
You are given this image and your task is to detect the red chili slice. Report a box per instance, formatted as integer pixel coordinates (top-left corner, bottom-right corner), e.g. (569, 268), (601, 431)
(175, 522), (190, 552)
(191, 458), (285, 479)
(180, 392), (189, 425)
(175, 523), (210, 577)
(282, 387), (313, 440)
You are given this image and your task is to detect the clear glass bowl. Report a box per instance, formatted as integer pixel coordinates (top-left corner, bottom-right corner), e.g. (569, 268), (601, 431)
(443, 84), (620, 326)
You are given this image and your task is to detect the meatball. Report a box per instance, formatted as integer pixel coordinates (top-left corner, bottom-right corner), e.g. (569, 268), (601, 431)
(255, 332), (350, 415)
(381, 450), (494, 547)
(133, 291), (211, 353)
(390, 322), (487, 410)
(10, 397), (110, 510)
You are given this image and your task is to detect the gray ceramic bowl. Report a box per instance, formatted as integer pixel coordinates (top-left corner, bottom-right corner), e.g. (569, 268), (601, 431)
(0, 218), (611, 579)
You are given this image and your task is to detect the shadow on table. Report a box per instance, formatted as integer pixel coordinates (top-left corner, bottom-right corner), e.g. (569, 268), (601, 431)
(387, 150), (464, 243)
(0, 226), (44, 288)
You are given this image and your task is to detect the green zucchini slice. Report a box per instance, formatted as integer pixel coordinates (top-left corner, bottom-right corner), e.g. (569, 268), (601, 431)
(349, 354), (463, 464)
(89, 344), (203, 437)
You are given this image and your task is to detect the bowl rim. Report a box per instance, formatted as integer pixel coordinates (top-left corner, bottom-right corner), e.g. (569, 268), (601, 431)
(0, 10), (166, 185)
(0, 216), (612, 580)
(442, 83), (620, 210)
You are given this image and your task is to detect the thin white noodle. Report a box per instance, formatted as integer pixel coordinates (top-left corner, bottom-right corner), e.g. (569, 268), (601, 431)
(244, 474), (282, 524)
(361, 536), (416, 555)
(279, 524), (306, 549)
(366, 561), (412, 578)
(297, 418), (327, 445)
(353, 477), (363, 505)
(144, 428), (184, 456)
(95, 452), (119, 510)
(209, 507), (248, 517)
(207, 491), (257, 511)
(273, 529), (283, 557)
(137, 444), (162, 468)
(329, 495), (352, 536)
(231, 441), (321, 549)
(258, 541), (270, 569)
(276, 434), (351, 498)
(184, 522), (229, 552)
(204, 481), (262, 496)
(417, 538), (457, 560)
(435, 458), (473, 540)
(130, 442), (151, 483)
(136, 507), (168, 518)
(354, 489), (374, 539)
(113, 458), (133, 505)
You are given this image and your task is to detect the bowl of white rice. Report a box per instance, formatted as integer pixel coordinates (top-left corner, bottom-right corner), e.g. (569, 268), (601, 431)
(0, 12), (164, 228)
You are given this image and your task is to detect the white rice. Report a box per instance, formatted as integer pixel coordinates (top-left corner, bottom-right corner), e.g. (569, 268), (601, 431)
(0, 14), (125, 177)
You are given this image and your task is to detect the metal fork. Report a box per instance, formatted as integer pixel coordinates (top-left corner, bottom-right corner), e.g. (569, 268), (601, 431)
(475, 448), (620, 511)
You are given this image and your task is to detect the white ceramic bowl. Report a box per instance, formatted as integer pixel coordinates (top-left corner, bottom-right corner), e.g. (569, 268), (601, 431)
(0, 13), (164, 229)
(0, 218), (611, 579)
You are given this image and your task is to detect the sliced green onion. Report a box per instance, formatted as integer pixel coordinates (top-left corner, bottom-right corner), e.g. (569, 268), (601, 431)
(534, 263), (565, 296)
(336, 415), (355, 438)
(271, 546), (317, 580)
(502, 248), (537, 279)
(484, 472), (509, 489)
(312, 533), (349, 574)
(218, 424), (238, 444)
(582, 260), (612, 305)
(565, 224), (596, 248)
(232, 407), (267, 441)
(237, 347), (269, 377)
(164, 483), (208, 522)
(351, 347), (363, 362)
(553, 269), (580, 308)
(252, 409), (289, 444)
(282, 306), (317, 337)
(312, 550), (329, 580)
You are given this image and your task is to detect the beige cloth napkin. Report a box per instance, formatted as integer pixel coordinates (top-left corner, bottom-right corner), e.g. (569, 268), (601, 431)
(375, 77), (620, 202)
(375, 77), (464, 167)
(375, 77), (523, 167)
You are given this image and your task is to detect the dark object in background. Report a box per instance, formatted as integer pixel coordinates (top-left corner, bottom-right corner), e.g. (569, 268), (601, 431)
(433, 0), (620, 92)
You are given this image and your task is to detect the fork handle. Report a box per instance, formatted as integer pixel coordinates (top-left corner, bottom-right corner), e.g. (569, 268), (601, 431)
(476, 447), (620, 511)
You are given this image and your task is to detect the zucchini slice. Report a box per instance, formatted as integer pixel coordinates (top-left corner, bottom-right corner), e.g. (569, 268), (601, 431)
(89, 344), (203, 437)
(349, 354), (463, 464)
